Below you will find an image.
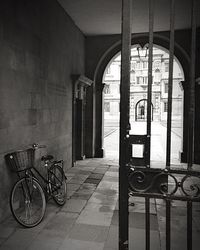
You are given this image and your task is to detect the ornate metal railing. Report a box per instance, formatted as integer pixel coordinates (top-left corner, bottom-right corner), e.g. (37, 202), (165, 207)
(128, 166), (200, 202)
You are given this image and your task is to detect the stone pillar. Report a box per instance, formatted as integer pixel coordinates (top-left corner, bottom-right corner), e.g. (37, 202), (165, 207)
(72, 75), (92, 164)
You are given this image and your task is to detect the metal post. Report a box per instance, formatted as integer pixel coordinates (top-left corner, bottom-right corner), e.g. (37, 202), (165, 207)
(166, 0), (175, 167)
(166, 200), (171, 250)
(187, 201), (193, 250)
(188, 0), (196, 169)
(146, 0), (154, 167)
(119, 0), (132, 249)
(145, 197), (150, 250)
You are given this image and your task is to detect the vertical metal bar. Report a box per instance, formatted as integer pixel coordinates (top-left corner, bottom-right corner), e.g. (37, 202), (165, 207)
(119, 0), (132, 249)
(166, 200), (171, 250)
(188, 0), (197, 169)
(146, 0), (154, 167)
(145, 198), (150, 250)
(187, 201), (193, 250)
(166, 0), (175, 167)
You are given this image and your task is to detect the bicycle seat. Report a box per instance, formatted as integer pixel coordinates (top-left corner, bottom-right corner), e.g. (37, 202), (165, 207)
(41, 155), (54, 161)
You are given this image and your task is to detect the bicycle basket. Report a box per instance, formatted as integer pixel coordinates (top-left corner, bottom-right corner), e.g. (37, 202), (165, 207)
(5, 148), (35, 172)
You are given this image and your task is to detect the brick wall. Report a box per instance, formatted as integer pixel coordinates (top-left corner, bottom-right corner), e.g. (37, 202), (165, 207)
(0, 0), (85, 222)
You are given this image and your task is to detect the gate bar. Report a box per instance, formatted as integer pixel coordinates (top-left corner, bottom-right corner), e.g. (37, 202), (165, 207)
(166, 0), (175, 167)
(146, 0), (154, 167)
(166, 200), (171, 250)
(187, 201), (193, 250)
(188, 0), (197, 169)
(145, 198), (150, 250)
(119, 0), (132, 249)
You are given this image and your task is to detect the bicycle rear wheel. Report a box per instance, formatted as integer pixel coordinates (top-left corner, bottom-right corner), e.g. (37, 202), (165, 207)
(10, 177), (46, 227)
(49, 165), (67, 206)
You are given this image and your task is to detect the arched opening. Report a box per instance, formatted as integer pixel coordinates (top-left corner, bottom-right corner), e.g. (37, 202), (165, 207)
(135, 99), (153, 121)
(102, 44), (185, 165)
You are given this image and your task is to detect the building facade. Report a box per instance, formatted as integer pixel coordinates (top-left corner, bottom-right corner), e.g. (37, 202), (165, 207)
(104, 46), (184, 123)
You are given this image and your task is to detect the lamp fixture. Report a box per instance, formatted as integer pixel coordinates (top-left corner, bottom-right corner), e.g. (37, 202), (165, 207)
(136, 44), (149, 61)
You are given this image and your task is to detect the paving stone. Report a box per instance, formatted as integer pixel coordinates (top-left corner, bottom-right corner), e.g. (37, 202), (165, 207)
(59, 212), (79, 219)
(78, 170), (92, 175)
(61, 199), (87, 213)
(107, 167), (119, 172)
(84, 202), (116, 212)
(67, 183), (81, 191)
(67, 189), (76, 198)
(44, 212), (76, 233)
(69, 223), (109, 242)
(84, 178), (101, 184)
(81, 183), (97, 190)
(72, 192), (93, 200)
(0, 245), (16, 250)
(128, 201), (157, 214)
(69, 174), (89, 184)
(88, 192), (118, 206)
(89, 173), (104, 180)
(103, 225), (118, 249)
(129, 228), (160, 250)
(0, 238), (5, 246)
(2, 230), (37, 250)
(27, 228), (67, 250)
(97, 181), (118, 191)
(93, 168), (108, 174)
(104, 171), (118, 177)
(102, 176), (118, 182)
(0, 226), (15, 238)
(110, 210), (158, 230)
(74, 189), (94, 196)
(76, 208), (113, 226)
(59, 239), (104, 250)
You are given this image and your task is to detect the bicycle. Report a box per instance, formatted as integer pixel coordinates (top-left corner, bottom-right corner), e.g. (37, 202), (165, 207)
(5, 144), (67, 228)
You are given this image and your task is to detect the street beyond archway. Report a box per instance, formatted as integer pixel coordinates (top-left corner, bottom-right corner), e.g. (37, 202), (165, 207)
(104, 121), (182, 167)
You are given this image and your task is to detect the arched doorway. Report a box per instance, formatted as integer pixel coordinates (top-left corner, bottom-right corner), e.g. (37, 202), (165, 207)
(135, 99), (153, 121)
(101, 43), (185, 165)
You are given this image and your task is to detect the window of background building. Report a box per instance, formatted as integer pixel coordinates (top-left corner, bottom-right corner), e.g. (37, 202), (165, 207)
(143, 61), (148, 69)
(154, 69), (161, 83)
(104, 102), (110, 112)
(154, 61), (160, 69)
(106, 66), (111, 74)
(104, 84), (110, 94)
(131, 61), (136, 70)
(165, 62), (169, 72)
(164, 82), (168, 93)
(164, 102), (168, 112)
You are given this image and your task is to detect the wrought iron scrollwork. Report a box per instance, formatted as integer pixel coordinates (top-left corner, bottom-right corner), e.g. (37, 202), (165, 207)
(128, 167), (200, 201)
(181, 175), (200, 197)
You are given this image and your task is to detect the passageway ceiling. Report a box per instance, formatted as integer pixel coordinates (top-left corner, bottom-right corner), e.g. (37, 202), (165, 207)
(57, 0), (199, 35)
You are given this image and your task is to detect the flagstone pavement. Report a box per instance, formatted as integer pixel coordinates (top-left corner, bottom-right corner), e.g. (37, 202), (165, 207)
(0, 157), (199, 250)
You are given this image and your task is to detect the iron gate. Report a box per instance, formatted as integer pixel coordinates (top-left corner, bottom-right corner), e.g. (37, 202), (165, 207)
(119, 0), (199, 250)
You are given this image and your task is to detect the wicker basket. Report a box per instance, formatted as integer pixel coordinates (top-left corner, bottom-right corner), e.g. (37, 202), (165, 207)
(5, 148), (35, 172)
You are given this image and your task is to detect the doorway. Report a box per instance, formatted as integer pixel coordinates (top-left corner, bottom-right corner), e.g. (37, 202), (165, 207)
(103, 45), (184, 165)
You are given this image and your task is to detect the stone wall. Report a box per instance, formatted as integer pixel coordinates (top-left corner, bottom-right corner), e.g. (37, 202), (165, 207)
(0, 0), (85, 222)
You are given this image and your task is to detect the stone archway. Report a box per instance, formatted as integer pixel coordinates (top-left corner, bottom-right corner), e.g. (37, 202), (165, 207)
(93, 33), (190, 162)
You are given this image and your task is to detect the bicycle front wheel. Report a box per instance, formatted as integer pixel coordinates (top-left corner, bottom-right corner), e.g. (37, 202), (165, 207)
(10, 177), (46, 228)
(49, 165), (67, 206)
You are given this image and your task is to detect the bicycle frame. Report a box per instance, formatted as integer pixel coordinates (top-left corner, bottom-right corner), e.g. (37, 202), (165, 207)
(25, 163), (65, 199)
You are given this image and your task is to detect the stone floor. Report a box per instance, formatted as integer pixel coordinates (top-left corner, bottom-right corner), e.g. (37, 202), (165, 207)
(0, 157), (199, 250)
